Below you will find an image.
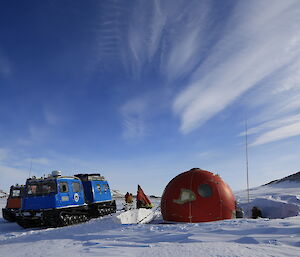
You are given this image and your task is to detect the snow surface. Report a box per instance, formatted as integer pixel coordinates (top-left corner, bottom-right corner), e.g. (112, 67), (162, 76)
(0, 183), (300, 257)
(236, 181), (300, 219)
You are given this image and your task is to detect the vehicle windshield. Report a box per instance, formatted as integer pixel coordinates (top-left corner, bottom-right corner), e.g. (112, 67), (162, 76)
(27, 180), (57, 196)
(10, 189), (21, 198)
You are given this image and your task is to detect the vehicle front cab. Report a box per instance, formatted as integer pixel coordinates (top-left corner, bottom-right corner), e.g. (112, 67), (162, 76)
(2, 185), (24, 222)
(22, 176), (85, 211)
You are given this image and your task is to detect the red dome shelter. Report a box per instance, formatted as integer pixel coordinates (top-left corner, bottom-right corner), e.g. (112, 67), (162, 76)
(161, 168), (236, 223)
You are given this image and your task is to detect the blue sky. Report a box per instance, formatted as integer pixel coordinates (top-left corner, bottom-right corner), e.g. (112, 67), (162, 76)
(1, 0), (300, 195)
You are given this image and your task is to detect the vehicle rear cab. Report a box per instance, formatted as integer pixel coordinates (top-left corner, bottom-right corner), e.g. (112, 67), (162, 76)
(2, 185), (24, 222)
(75, 173), (116, 217)
(16, 171), (86, 227)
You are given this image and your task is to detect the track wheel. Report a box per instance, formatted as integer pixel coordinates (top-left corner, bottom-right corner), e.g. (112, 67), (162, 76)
(59, 213), (68, 226)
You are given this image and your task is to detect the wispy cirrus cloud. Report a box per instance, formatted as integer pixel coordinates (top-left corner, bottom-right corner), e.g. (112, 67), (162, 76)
(173, 0), (300, 134)
(95, 0), (211, 78)
(239, 114), (300, 146)
(94, 0), (300, 145)
(241, 114), (300, 137)
(251, 120), (300, 146)
(161, 0), (212, 82)
(242, 56), (300, 146)
(124, 0), (168, 78)
(120, 97), (149, 140)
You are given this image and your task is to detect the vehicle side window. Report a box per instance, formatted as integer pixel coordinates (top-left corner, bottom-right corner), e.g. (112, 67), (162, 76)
(42, 184), (51, 194)
(47, 181), (57, 193)
(72, 182), (80, 193)
(12, 190), (21, 197)
(96, 184), (101, 191)
(27, 185), (37, 195)
(103, 184), (109, 192)
(59, 182), (69, 193)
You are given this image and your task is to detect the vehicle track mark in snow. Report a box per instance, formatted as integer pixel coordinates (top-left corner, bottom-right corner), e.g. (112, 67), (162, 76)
(234, 236), (260, 244)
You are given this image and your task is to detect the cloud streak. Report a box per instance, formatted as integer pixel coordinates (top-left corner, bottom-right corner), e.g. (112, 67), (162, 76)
(239, 114), (300, 146)
(94, 0), (300, 145)
(173, 0), (300, 134)
(251, 120), (300, 146)
(120, 97), (149, 140)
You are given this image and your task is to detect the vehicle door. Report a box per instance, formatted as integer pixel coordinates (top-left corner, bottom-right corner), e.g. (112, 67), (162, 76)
(58, 179), (72, 207)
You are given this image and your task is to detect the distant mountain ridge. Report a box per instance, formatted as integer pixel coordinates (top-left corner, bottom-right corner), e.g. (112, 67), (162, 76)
(111, 189), (125, 198)
(111, 189), (160, 199)
(265, 171), (300, 185)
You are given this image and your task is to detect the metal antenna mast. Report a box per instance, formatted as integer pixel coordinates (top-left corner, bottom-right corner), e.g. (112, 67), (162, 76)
(245, 118), (250, 214)
(28, 158), (33, 178)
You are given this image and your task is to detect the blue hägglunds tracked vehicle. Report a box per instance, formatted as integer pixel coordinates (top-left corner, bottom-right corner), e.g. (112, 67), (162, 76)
(16, 171), (116, 228)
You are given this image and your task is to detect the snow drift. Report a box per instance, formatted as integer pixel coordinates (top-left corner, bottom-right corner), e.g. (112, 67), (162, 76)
(236, 181), (300, 219)
(114, 209), (155, 224)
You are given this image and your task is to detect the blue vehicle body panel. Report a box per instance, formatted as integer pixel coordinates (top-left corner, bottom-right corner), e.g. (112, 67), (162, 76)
(22, 177), (85, 211)
(22, 195), (56, 211)
(81, 182), (93, 203)
(82, 180), (112, 203)
(92, 180), (112, 203)
(55, 178), (85, 208)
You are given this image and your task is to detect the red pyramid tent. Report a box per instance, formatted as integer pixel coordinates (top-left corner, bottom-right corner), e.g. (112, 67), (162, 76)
(136, 185), (153, 209)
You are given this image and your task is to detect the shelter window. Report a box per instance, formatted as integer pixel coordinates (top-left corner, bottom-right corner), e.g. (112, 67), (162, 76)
(72, 182), (81, 193)
(198, 184), (212, 198)
(59, 182), (69, 193)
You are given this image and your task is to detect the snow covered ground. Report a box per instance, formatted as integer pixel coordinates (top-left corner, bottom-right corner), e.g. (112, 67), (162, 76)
(0, 183), (299, 257)
(236, 182), (300, 219)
